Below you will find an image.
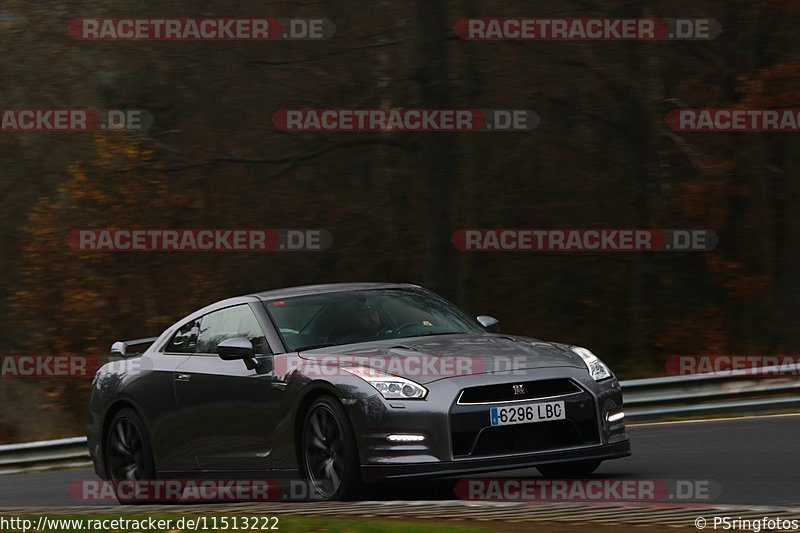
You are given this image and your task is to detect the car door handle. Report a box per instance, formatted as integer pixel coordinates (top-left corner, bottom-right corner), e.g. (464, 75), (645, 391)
(175, 373), (191, 382)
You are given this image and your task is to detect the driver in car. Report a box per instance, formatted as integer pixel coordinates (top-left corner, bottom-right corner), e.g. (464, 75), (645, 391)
(338, 302), (385, 344)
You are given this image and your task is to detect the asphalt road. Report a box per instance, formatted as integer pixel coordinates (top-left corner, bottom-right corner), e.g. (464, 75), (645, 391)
(0, 414), (797, 507)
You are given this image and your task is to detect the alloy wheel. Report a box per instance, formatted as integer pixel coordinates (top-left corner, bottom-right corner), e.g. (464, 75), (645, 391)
(303, 404), (346, 498)
(107, 417), (146, 481)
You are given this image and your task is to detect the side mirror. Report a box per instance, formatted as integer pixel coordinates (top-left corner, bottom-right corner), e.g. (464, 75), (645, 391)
(217, 337), (255, 360)
(477, 315), (500, 333)
(217, 338), (274, 373)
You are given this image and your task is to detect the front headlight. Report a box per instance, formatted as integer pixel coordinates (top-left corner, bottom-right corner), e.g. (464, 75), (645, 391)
(572, 346), (612, 381)
(341, 366), (428, 399)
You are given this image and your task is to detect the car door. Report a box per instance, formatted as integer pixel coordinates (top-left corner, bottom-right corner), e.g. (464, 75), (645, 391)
(148, 318), (202, 472)
(173, 303), (281, 472)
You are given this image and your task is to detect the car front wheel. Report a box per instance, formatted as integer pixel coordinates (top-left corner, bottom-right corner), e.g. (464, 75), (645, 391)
(301, 396), (361, 500)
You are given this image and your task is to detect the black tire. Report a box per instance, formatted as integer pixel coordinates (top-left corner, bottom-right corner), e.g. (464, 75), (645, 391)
(537, 460), (602, 478)
(104, 408), (156, 504)
(300, 395), (361, 500)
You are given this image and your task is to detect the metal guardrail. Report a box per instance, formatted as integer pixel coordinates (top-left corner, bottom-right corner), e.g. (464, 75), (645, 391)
(621, 362), (800, 420)
(0, 364), (798, 472)
(0, 436), (91, 473)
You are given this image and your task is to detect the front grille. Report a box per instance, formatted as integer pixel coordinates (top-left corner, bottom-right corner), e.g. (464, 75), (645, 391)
(457, 378), (581, 405)
(452, 419), (600, 457)
(474, 420), (583, 456)
(449, 381), (600, 458)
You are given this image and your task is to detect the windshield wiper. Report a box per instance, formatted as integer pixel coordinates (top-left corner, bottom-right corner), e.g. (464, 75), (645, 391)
(398, 331), (462, 338)
(295, 343), (336, 352)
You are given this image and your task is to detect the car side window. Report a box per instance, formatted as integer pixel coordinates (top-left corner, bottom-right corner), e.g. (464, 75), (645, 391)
(196, 305), (270, 355)
(165, 319), (201, 353)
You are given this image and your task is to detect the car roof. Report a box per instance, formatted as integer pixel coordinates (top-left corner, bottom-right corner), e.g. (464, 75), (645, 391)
(251, 282), (422, 301)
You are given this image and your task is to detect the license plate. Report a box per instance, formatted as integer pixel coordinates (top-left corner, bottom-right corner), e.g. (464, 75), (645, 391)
(489, 401), (566, 427)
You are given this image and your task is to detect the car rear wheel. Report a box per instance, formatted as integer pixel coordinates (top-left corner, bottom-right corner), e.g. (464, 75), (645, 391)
(537, 460), (601, 478)
(301, 396), (361, 500)
(105, 408), (155, 503)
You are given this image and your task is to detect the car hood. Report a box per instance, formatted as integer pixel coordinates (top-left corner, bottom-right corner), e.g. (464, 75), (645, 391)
(298, 333), (585, 384)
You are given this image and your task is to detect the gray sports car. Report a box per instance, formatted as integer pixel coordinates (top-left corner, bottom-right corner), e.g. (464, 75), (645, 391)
(87, 283), (630, 500)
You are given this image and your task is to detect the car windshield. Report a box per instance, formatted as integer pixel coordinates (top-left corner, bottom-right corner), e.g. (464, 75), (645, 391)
(264, 288), (485, 351)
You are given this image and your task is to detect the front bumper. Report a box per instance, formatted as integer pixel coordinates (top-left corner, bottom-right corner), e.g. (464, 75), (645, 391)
(346, 366), (630, 482)
(360, 438), (630, 481)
